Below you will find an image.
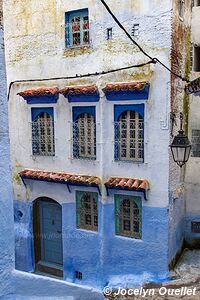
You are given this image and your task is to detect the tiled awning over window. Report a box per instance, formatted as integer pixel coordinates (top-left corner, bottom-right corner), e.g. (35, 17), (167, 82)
(60, 85), (99, 102)
(60, 85), (98, 95)
(17, 87), (59, 104)
(105, 177), (150, 200)
(19, 169), (100, 187)
(103, 82), (148, 92)
(18, 87), (59, 97)
(102, 81), (150, 101)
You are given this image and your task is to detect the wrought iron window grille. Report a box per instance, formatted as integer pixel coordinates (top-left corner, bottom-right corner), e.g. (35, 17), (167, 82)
(114, 110), (144, 162)
(115, 196), (142, 239)
(76, 192), (98, 231)
(31, 113), (55, 156)
(72, 113), (96, 160)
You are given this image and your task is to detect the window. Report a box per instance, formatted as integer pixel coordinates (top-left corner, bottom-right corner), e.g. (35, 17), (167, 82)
(194, 0), (200, 6)
(115, 195), (142, 239)
(191, 129), (200, 157)
(73, 107), (96, 160)
(107, 28), (113, 40)
(65, 9), (89, 48)
(31, 108), (55, 156)
(76, 191), (98, 231)
(179, 0), (185, 19)
(193, 46), (200, 72)
(114, 110), (144, 162)
(132, 24), (139, 36)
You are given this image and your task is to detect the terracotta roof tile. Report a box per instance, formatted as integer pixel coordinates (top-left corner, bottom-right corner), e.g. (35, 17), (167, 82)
(17, 87), (59, 97)
(102, 82), (148, 92)
(105, 177), (149, 191)
(60, 85), (98, 95)
(19, 169), (100, 187)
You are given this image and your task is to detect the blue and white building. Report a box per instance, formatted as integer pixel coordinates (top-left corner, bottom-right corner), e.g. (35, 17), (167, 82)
(3, 0), (193, 289)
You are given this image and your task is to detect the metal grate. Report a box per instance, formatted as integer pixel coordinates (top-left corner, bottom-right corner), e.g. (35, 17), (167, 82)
(65, 17), (89, 47)
(76, 192), (98, 231)
(32, 112), (55, 156)
(116, 198), (141, 239)
(75, 271), (83, 280)
(114, 110), (143, 162)
(191, 129), (200, 157)
(191, 222), (200, 233)
(73, 113), (96, 160)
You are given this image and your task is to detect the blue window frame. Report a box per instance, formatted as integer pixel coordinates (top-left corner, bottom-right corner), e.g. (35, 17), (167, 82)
(72, 106), (96, 160)
(65, 9), (89, 48)
(31, 108), (55, 156)
(114, 105), (144, 162)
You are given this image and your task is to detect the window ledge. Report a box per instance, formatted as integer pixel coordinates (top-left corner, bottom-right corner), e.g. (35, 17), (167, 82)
(76, 228), (99, 235)
(63, 45), (92, 57)
(115, 234), (143, 242)
(70, 157), (99, 164)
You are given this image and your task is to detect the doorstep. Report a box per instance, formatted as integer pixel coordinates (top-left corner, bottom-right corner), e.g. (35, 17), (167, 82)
(35, 260), (63, 278)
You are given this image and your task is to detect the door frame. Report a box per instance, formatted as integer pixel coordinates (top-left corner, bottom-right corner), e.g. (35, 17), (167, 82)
(33, 197), (63, 277)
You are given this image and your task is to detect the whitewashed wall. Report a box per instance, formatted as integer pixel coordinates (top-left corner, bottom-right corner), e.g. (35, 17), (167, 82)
(4, 0), (172, 209)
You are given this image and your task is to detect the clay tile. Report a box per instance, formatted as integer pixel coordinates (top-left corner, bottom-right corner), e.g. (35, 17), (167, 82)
(138, 181), (147, 190)
(125, 178), (133, 188)
(117, 178), (126, 187)
(132, 179), (140, 189)
(17, 86), (59, 97)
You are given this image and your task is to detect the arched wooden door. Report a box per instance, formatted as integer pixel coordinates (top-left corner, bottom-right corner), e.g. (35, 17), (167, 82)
(33, 198), (63, 277)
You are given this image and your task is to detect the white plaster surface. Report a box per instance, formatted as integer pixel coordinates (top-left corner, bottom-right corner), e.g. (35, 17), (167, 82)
(4, 0), (172, 210)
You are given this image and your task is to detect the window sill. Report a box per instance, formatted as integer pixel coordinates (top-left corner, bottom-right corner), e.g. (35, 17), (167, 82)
(114, 159), (144, 164)
(63, 44), (92, 57)
(76, 228), (99, 235)
(115, 234), (142, 242)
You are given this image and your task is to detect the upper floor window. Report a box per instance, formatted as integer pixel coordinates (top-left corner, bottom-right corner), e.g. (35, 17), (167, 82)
(193, 0), (200, 6)
(73, 107), (96, 160)
(31, 108), (55, 156)
(191, 129), (200, 157)
(76, 191), (98, 231)
(114, 109), (144, 162)
(115, 195), (142, 239)
(193, 46), (200, 72)
(65, 9), (89, 48)
(179, 0), (185, 19)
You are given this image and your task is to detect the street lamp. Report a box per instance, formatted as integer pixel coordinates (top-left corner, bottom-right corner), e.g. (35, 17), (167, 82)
(170, 112), (191, 167)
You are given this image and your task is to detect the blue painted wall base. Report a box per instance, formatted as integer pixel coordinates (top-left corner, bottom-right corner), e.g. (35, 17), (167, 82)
(14, 200), (169, 289)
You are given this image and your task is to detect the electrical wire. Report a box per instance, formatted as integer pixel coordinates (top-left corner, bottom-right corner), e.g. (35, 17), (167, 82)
(99, 0), (190, 83)
(8, 60), (154, 100)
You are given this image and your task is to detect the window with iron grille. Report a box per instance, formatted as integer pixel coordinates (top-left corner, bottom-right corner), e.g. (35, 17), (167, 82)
(115, 195), (142, 239)
(65, 9), (89, 48)
(114, 110), (143, 162)
(191, 129), (200, 157)
(76, 191), (98, 231)
(73, 110), (96, 160)
(31, 110), (55, 156)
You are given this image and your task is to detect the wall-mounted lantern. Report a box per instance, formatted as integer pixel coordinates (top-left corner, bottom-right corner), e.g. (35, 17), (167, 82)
(170, 112), (191, 167)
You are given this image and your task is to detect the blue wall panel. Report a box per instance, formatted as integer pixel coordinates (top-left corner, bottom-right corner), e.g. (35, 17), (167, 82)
(14, 200), (169, 289)
(14, 201), (34, 272)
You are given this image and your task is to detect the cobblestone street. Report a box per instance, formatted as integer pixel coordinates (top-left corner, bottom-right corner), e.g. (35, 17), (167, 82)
(104, 250), (200, 300)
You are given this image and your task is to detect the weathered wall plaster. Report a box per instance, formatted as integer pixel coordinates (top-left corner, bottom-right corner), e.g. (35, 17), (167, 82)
(0, 0), (14, 296)
(2, 0), (193, 289)
(184, 3), (200, 247)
